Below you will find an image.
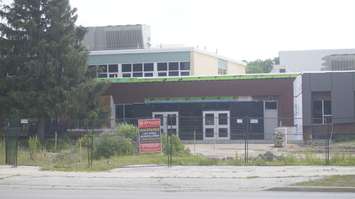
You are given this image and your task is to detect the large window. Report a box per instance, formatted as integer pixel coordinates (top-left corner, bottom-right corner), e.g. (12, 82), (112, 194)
(179, 62), (190, 76)
(122, 64), (132, 77)
(143, 63), (154, 77)
(312, 92), (332, 124)
(90, 61), (191, 78)
(157, 62), (168, 77)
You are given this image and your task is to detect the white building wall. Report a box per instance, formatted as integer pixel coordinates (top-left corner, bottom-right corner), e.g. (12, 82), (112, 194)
(279, 49), (355, 72)
(292, 75), (303, 141)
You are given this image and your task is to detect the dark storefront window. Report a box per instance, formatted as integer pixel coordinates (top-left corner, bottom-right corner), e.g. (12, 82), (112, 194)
(312, 92), (332, 124)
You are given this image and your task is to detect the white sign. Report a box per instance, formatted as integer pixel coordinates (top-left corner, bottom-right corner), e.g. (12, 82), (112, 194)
(236, 119), (243, 124)
(250, 119), (259, 124)
(20, 119), (29, 124)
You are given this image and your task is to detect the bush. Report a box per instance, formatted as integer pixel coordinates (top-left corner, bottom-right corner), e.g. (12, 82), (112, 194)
(161, 134), (189, 155)
(116, 123), (138, 141)
(93, 135), (134, 159)
(28, 136), (41, 160)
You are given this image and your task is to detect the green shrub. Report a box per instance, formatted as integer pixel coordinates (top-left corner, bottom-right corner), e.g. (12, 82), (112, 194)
(93, 135), (134, 159)
(28, 136), (41, 160)
(116, 123), (138, 140)
(161, 134), (189, 155)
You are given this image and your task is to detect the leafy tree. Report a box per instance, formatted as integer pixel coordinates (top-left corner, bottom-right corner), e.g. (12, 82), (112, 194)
(245, 57), (279, 73)
(0, 0), (107, 136)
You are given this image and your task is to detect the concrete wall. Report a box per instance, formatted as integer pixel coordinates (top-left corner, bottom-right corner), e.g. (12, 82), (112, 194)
(302, 72), (355, 126)
(191, 51), (218, 75)
(227, 62), (246, 74)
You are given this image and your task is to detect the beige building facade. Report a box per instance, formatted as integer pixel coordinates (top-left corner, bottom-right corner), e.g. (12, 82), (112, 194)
(88, 47), (245, 78)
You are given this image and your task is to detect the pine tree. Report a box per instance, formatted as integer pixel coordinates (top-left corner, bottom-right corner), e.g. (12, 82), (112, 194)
(0, 0), (106, 136)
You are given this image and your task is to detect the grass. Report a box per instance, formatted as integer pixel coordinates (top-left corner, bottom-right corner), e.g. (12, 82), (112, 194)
(294, 175), (355, 187)
(0, 139), (4, 164)
(2, 140), (355, 171)
(2, 147), (355, 172)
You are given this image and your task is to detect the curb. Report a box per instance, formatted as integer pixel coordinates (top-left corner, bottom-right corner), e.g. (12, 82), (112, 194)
(268, 186), (355, 193)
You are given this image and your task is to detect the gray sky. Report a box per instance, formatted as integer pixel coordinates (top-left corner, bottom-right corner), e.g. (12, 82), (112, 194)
(70, 0), (355, 61)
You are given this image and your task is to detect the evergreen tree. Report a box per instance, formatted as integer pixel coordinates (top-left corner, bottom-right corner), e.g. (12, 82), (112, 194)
(0, 0), (107, 136)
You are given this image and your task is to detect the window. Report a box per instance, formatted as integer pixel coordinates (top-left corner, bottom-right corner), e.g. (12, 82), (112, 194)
(144, 63), (154, 71)
(122, 73), (131, 78)
(218, 60), (228, 75)
(144, 73), (154, 77)
(158, 72), (167, 77)
(218, 68), (227, 75)
(279, 69), (286, 73)
(107, 64), (119, 78)
(143, 63), (154, 77)
(157, 63), (167, 71)
(92, 61), (190, 78)
(312, 92), (332, 124)
(179, 62), (190, 76)
(168, 62), (180, 77)
(122, 64), (132, 72)
(98, 65), (107, 72)
(108, 64), (118, 72)
(133, 63), (143, 71)
(205, 114), (215, 125)
(169, 71), (179, 76)
(265, 101), (277, 110)
(98, 73), (108, 78)
(180, 62), (190, 70)
(168, 62), (179, 70)
(132, 63), (143, 77)
(180, 71), (190, 76)
(98, 65), (108, 78)
(133, 72), (143, 77)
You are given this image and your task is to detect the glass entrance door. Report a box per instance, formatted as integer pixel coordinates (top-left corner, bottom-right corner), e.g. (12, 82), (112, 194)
(152, 112), (179, 136)
(203, 111), (230, 140)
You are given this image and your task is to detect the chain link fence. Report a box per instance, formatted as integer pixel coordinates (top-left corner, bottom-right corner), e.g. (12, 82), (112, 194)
(1, 116), (355, 168)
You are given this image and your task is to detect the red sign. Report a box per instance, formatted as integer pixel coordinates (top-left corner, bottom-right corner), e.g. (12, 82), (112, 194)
(138, 119), (161, 129)
(138, 119), (161, 153)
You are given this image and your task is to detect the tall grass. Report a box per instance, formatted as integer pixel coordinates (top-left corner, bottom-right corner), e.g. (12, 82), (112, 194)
(0, 138), (4, 164)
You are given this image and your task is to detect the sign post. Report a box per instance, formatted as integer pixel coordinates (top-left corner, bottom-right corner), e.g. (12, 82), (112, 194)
(138, 119), (161, 153)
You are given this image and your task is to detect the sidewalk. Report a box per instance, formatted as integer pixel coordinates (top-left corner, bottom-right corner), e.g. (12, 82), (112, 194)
(1, 166), (355, 192)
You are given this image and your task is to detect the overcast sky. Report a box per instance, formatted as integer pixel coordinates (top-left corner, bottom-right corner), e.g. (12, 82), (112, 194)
(69, 0), (355, 61)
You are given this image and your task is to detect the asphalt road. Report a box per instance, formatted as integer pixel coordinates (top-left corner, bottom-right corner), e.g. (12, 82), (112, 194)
(0, 189), (355, 199)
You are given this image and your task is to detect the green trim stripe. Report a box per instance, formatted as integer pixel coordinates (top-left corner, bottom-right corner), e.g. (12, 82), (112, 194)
(145, 96), (240, 103)
(100, 73), (300, 84)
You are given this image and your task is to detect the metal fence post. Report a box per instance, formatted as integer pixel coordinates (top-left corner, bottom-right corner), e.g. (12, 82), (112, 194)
(87, 133), (93, 168)
(244, 117), (249, 164)
(193, 129), (196, 155)
(325, 122), (331, 165)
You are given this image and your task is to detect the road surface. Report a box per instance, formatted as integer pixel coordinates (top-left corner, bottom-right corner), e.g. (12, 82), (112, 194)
(0, 189), (354, 199)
